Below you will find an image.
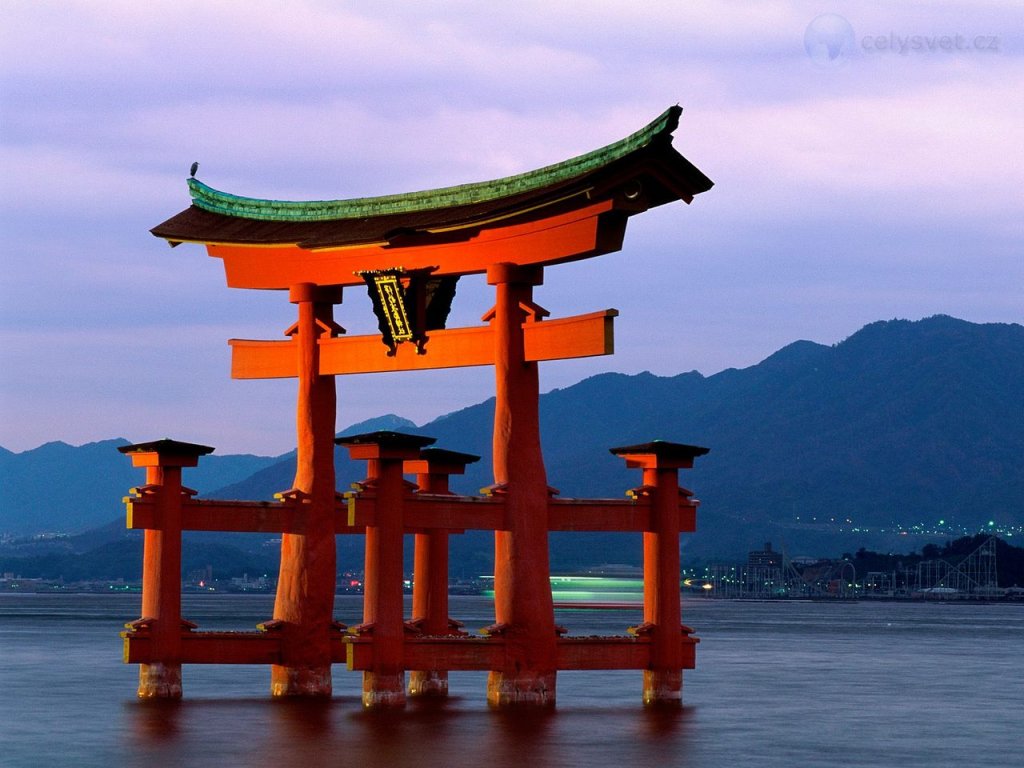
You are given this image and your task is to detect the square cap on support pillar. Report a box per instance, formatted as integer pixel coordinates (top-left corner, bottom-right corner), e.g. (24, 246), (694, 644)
(609, 440), (709, 470)
(403, 447), (480, 477)
(288, 282), (344, 305)
(335, 431), (437, 462)
(118, 439), (215, 468)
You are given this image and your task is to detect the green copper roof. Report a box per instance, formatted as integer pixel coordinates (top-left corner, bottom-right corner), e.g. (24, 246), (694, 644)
(187, 107), (682, 222)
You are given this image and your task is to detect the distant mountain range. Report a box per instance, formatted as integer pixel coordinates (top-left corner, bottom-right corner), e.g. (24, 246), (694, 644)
(0, 414), (415, 537)
(2, 316), (1021, 564)
(0, 439), (276, 535)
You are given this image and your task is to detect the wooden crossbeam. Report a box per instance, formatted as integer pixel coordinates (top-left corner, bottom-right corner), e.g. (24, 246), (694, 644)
(228, 309), (617, 379)
(344, 635), (698, 672)
(123, 629), (697, 670)
(549, 498), (696, 532)
(123, 631), (284, 665)
(127, 498), (297, 533)
(346, 636), (506, 672)
(548, 498), (653, 532)
(556, 636), (697, 671)
(125, 493), (696, 534)
(207, 199), (626, 290)
(126, 497), (360, 534)
(348, 493), (506, 530)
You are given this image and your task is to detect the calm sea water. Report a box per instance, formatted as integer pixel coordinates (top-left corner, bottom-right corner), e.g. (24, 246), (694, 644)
(0, 594), (1021, 768)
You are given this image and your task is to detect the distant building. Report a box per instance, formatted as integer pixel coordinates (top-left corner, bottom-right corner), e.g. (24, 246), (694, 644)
(748, 542), (782, 569)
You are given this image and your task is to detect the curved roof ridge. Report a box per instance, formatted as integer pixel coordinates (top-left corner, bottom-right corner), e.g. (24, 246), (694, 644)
(187, 106), (682, 223)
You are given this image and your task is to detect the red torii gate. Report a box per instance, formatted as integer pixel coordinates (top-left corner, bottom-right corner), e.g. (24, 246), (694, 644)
(123, 106), (713, 707)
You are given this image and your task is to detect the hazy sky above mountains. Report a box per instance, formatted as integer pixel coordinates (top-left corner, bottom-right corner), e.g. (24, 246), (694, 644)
(1, 1), (1021, 455)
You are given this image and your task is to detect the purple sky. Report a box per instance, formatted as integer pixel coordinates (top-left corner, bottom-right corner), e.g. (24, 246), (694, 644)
(1, 1), (1021, 456)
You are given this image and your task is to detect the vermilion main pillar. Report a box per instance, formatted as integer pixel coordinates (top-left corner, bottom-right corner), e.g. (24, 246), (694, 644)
(270, 283), (342, 697)
(486, 263), (558, 706)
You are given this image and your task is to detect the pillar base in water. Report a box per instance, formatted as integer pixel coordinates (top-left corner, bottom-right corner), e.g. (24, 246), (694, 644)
(362, 671), (406, 708)
(642, 669), (682, 706)
(408, 670), (448, 698)
(138, 663), (182, 699)
(487, 670), (556, 707)
(270, 665), (332, 697)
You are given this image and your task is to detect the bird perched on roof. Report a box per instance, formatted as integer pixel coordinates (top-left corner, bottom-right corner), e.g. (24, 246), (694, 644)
(190, 161), (199, 178)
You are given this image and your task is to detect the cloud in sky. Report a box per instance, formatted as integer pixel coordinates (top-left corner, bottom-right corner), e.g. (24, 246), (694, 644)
(1, 0), (1021, 454)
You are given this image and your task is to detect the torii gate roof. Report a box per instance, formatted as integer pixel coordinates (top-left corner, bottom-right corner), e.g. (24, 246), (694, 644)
(151, 106), (712, 289)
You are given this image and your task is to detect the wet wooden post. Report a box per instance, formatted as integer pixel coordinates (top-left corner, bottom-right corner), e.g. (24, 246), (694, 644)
(270, 282), (343, 697)
(404, 447), (478, 696)
(485, 263), (558, 707)
(338, 431), (435, 708)
(611, 441), (707, 706)
(118, 439), (214, 698)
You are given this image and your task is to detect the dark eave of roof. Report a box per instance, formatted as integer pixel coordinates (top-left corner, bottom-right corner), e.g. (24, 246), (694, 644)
(151, 107), (713, 250)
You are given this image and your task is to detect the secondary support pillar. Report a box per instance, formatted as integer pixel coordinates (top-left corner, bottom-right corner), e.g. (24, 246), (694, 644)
(485, 263), (558, 707)
(404, 447), (478, 697)
(119, 439), (214, 699)
(270, 283), (343, 697)
(611, 441), (707, 706)
(338, 431), (435, 708)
